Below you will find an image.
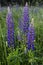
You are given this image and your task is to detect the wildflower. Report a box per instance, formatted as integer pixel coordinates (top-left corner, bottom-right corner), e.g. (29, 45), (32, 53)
(23, 2), (29, 34)
(27, 18), (35, 50)
(6, 7), (14, 47)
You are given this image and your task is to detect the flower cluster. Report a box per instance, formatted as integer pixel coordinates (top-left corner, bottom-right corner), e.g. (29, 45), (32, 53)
(6, 4), (35, 50)
(23, 2), (29, 34)
(27, 22), (35, 50)
(6, 7), (14, 47)
(23, 3), (35, 50)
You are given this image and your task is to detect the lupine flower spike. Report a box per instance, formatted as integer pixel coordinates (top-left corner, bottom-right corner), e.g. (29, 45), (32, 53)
(23, 2), (29, 35)
(27, 18), (35, 50)
(6, 7), (14, 47)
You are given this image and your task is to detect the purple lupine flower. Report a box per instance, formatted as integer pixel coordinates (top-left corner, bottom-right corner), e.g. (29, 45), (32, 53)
(6, 7), (14, 47)
(27, 20), (35, 50)
(23, 2), (29, 34)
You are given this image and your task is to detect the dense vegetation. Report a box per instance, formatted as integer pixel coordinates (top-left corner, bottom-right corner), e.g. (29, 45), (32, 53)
(0, 6), (43, 65)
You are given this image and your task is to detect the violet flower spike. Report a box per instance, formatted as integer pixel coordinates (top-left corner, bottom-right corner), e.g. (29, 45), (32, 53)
(27, 18), (35, 50)
(6, 7), (14, 47)
(23, 2), (29, 34)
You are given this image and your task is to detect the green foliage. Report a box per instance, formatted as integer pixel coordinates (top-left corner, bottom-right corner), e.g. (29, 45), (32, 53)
(0, 7), (43, 65)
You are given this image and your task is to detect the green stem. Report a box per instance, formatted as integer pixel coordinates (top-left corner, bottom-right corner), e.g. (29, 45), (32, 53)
(0, 24), (8, 65)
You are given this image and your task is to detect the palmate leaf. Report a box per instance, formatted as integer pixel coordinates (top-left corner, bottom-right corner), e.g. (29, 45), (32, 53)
(7, 49), (20, 65)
